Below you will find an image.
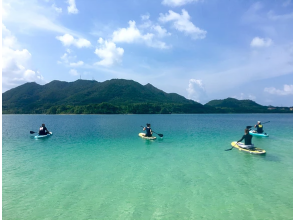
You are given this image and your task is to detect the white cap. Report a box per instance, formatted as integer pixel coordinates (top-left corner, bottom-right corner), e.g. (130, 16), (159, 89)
(257, 121), (261, 123)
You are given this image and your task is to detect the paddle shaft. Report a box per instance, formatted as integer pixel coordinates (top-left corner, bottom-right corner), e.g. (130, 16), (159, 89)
(251, 121), (270, 127)
(225, 142), (238, 151)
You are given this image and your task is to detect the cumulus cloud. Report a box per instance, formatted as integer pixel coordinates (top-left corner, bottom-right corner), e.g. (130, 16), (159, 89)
(162, 0), (200, 7)
(112, 21), (144, 43)
(56, 34), (91, 48)
(94, 38), (124, 67)
(152, 25), (171, 38)
(186, 79), (207, 103)
(67, 0), (78, 14)
(69, 61), (84, 66)
(2, 24), (44, 91)
(250, 37), (273, 47)
(264, 85), (293, 95)
(57, 49), (84, 67)
(159, 9), (206, 39)
(112, 20), (170, 49)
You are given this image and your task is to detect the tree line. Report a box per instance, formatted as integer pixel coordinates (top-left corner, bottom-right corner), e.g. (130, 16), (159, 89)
(2, 102), (292, 114)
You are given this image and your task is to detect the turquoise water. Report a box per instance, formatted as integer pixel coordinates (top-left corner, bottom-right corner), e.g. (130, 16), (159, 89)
(2, 114), (293, 220)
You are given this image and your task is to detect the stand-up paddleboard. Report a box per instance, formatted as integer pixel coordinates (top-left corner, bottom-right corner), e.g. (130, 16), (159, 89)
(35, 132), (53, 139)
(138, 133), (156, 140)
(249, 130), (269, 137)
(231, 141), (266, 155)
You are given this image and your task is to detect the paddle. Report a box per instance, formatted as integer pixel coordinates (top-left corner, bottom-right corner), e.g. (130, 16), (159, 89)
(225, 142), (238, 151)
(140, 126), (163, 137)
(30, 131), (37, 134)
(247, 121), (270, 128)
(247, 121), (270, 131)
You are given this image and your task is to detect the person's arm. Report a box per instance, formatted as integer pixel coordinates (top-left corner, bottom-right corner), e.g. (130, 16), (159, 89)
(143, 127), (146, 131)
(150, 129), (153, 134)
(237, 135), (245, 143)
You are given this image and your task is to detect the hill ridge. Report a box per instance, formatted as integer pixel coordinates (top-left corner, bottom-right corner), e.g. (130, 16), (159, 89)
(2, 79), (292, 114)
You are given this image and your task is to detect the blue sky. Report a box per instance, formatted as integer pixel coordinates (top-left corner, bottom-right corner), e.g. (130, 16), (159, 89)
(2, 0), (293, 106)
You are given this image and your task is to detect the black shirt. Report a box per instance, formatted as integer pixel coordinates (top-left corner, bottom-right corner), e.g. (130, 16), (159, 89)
(238, 133), (253, 145)
(145, 127), (152, 137)
(39, 126), (48, 135)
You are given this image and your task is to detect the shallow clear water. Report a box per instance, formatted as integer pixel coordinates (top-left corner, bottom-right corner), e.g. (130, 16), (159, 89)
(2, 114), (293, 220)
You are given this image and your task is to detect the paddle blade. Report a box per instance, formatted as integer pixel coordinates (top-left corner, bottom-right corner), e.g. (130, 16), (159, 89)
(246, 126), (252, 129)
(225, 147), (233, 151)
(157, 134), (163, 137)
(30, 131), (36, 134)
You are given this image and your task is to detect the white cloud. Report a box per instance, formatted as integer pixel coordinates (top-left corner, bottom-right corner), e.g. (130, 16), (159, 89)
(69, 61), (84, 66)
(52, 4), (62, 13)
(264, 85), (293, 95)
(159, 9), (206, 39)
(56, 34), (91, 48)
(146, 39), (170, 49)
(58, 50), (80, 65)
(69, 69), (79, 75)
(2, 25), (44, 91)
(140, 16), (171, 38)
(186, 79), (207, 103)
(112, 20), (170, 49)
(152, 25), (171, 38)
(67, 0), (78, 14)
(2, 24), (18, 48)
(162, 0), (200, 7)
(94, 38), (124, 67)
(250, 37), (273, 47)
(112, 21), (142, 43)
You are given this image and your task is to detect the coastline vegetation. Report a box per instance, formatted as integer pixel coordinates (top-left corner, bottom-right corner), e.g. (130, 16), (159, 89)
(2, 79), (292, 114)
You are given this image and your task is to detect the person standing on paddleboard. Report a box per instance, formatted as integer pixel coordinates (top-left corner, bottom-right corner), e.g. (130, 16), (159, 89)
(143, 123), (153, 137)
(39, 123), (50, 135)
(237, 128), (254, 149)
(254, 121), (264, 133)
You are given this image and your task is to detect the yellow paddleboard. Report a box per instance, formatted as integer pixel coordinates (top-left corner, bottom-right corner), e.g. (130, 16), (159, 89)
(231, 141), (266, 155)
(138, 133), (156, 140)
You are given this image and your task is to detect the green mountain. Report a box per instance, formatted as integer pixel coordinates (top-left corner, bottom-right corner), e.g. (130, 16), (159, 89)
(2, 80), (292, 114)
(3, 79), (211, 114)
(205, 98), (289, 113)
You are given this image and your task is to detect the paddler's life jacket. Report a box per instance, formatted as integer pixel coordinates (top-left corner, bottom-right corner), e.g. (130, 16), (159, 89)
(145, 127), (152, 137)
(257, 124), (263, 133)
(39, 126), (47, 135)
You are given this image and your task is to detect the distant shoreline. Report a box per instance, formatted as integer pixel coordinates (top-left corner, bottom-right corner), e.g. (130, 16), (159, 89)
(2, 112), (293, 115)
